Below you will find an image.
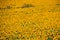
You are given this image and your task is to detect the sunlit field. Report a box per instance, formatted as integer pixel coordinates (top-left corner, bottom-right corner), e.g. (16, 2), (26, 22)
(0, 0), (60, 40)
